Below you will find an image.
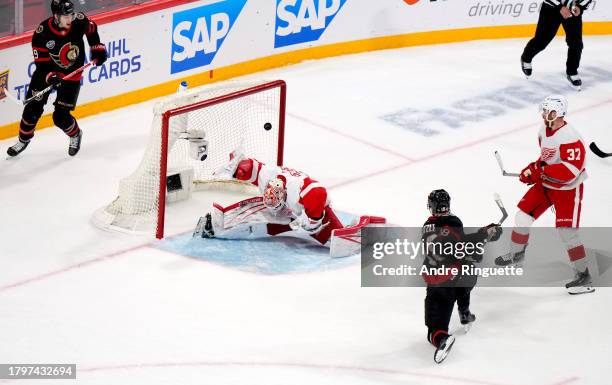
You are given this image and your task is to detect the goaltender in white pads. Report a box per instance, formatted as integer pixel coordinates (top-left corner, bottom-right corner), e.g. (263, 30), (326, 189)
(193, 149), (386, 257)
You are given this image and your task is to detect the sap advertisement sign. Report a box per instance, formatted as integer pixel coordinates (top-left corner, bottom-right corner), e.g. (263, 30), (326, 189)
(171, 0), (247, 74)
(275, 0), (348, 48)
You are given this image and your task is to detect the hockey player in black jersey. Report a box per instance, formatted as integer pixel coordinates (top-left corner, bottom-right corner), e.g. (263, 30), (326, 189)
(422, 189), (502, 364)
(7, 0), (107, 157)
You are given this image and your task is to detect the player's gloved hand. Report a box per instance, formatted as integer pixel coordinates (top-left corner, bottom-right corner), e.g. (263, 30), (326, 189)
(90, 44), (107, 66)
(45, 72), (63, 90)
(519, 161), (542, 185)
(478, 223), (503, 242)
(290, 214), (327, 235)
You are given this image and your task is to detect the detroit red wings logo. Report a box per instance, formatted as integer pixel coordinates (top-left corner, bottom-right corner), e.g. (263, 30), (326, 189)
(541, 147), (557, 162)
(50, 42), (79, 69)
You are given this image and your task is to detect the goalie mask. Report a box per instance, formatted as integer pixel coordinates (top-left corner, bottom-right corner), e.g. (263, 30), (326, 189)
(539, 95), (568, 124)
(263, 178), (287, 210)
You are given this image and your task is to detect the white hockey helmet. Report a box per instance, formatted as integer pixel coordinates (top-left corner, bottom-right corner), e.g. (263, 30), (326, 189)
(263, 178), (287, 210)
(539, 94), (568, 120)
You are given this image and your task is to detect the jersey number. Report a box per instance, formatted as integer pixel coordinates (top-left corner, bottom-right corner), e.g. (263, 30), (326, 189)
(566, 148), (581, 161)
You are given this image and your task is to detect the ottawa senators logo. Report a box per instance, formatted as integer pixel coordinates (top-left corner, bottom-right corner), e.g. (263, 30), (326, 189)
(50, 42), (80, 69)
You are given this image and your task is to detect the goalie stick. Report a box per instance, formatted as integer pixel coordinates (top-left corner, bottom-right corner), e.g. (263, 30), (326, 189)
(589, 142), (612, 158)
(494, 151), (520, 177)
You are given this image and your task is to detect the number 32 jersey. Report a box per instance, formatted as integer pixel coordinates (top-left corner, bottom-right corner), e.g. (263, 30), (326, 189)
(538, 122), (587, 190)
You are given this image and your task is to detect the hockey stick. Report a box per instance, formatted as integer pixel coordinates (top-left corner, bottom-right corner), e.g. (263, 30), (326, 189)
(23, 61), (94, 106)
(589, 142), (612, 158)
(494, 193), (508, 225)
(494, 151), (520, 177)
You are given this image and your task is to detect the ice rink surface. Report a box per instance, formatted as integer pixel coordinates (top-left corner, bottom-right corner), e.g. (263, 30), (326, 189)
(1, 37), (612, 384)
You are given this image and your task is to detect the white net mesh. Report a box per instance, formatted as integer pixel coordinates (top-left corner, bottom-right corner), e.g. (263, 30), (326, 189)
(92, 80), (284, 236)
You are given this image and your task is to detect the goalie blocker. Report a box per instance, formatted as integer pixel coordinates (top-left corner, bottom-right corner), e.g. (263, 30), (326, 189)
(193, 154), (386, 257)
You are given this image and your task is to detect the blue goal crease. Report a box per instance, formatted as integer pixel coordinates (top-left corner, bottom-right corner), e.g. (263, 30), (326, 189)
(153, 212), (359, 275)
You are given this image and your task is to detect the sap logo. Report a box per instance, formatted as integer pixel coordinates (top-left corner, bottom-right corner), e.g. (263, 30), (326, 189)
(171, 0), (247, 74)
(274, 0), (347, 48)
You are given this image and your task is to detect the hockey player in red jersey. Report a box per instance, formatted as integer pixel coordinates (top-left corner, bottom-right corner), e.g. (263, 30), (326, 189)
(6, 0), (107, 157)
(194, 151), (344, 246)
(495, 95), (593, 294)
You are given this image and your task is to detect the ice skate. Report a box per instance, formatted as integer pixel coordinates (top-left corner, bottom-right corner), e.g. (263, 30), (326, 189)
(458, 309), (476, 332)
(434, 334), (456, 364)
(193, 213), (215, 238)
(68, 130), (82, 156)
(566, 74), (582, 91)
(495, 248), (525, 267)
(521, 60), (532, 78)
(566, 268), (595, 295)
(7, 140), (29, 157)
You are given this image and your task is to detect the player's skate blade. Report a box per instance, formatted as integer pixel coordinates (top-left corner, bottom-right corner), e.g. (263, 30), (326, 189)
(68, 130), (82, 156)
(566, 74), (582, 91)
(7, 140), (29, 157)
(521, 60), (532, 78)
(434, 335), (455, 364)
(566, 268), (595, 295)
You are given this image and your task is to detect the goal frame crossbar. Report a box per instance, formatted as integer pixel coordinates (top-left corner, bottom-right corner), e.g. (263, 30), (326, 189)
(156, 80), (287, 239)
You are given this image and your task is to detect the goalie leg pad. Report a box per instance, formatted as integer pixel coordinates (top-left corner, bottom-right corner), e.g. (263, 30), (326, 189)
(215, 223), (270, 239)
(311, 206), (343, 245)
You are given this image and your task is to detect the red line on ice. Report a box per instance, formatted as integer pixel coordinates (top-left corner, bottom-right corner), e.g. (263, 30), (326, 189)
(548, 377), (580, 385)
(0, 243), (149, 293)
(78, 360), (514, 385)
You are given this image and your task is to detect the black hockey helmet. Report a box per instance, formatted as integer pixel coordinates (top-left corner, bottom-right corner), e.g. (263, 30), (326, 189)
(51, 0), (74, 15)
(428, 189), (450, 215)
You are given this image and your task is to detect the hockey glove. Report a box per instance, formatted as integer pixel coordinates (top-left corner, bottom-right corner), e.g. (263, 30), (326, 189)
(478, 223), (503, 242)
(519, 161), (542, 185)
(45, 72), (63, 90)
(90, 44), (107, 66)
(290, 213), (327, 235)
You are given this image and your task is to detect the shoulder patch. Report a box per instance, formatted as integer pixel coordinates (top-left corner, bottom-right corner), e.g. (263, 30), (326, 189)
(76, 12), (85, 20)
(36, 25), (44, 33)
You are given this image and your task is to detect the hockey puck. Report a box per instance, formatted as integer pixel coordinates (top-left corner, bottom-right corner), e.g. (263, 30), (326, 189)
(264, 122), (272, 131)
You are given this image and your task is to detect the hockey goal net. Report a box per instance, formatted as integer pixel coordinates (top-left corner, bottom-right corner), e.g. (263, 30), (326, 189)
(92, 79), (286, 238)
